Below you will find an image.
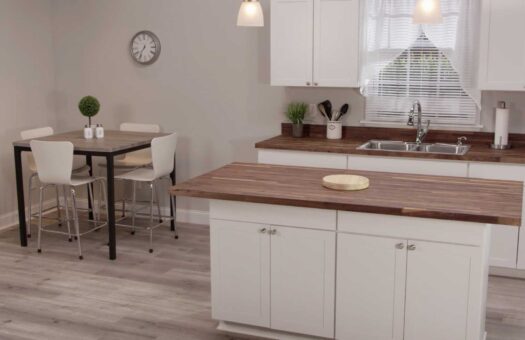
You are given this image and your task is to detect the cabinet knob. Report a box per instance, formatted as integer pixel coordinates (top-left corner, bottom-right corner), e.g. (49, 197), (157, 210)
(259, 228), (267, 234)
(270, 229), (277, 235)
(407, 244), (417, 251)
(314, 82), (319, 86)
(306, 82), (311, 86)
(395, 243), (405, 250)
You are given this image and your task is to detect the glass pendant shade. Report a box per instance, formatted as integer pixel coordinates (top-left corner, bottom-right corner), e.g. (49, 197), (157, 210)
(413, 0), (443, 24)
(237, 0), (264, 27)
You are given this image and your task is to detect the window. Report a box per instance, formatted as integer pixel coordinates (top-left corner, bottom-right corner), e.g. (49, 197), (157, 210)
(360, 0), (481, 128)
(365, 33), (479, 126)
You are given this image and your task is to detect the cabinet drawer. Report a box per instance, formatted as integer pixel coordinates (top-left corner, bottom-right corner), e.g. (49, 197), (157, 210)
(210, 200), (337, 231)
(338, 211), (488, 246)
(258, 149), (347, 169)
(348, 155), (468, 177)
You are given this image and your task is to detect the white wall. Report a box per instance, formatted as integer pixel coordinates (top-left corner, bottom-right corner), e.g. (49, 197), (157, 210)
(0, 0), (57, 225)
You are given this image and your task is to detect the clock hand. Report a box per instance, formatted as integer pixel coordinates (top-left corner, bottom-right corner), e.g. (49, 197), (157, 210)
(139, 45), (146, 59)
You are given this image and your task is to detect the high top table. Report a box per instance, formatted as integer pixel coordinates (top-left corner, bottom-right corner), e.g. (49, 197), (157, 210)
(13, 130), (175, 260)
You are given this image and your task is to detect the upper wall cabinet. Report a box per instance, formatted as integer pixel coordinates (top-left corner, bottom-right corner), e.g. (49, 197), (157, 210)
(271, 0), (360, 88)
(479, 0), (525, 91)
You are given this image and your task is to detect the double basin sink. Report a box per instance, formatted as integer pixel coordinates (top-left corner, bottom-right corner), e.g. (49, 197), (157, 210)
(357, 140), (470, 156)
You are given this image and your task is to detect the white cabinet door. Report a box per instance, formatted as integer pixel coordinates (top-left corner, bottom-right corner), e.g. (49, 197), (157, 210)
(336, 234), (407, 340)
(313, 0), (359, 87)
(479, 0), (525, 91)
(258, 149), (348, 169)
(271, 0), (314, 86)
(404, 241), (480, 340)
(347, 155), (469, 177)
(210, 219), (270, 327)
(468, 162), (521, 269)
(270, 226), (336, 338)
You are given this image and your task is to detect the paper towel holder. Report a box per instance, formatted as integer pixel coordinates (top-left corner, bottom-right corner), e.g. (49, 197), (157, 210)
(491, 101), (512, 150)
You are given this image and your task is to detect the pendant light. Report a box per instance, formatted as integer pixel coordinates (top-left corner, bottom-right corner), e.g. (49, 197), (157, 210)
(413, 0), (443, 24)
(237, 0), (264, 27)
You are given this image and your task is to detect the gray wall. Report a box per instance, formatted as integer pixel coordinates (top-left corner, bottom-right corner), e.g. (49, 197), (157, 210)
(2, 0), (525, 221)
(0, 0), (57, 226)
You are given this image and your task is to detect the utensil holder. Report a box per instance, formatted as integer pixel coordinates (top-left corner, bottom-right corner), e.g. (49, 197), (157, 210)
(327, 121), (342, 140)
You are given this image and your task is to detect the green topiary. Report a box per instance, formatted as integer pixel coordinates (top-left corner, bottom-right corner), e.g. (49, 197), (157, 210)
(286, 102), (308, 125)
(78, 96), (100, 126)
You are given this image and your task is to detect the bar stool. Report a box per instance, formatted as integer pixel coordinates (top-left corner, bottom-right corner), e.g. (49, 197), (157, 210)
(30, 140), (108, 260)
(99, 123), (161, 216)
(115, 133), (177, 253)
(21, 127), (90, 238)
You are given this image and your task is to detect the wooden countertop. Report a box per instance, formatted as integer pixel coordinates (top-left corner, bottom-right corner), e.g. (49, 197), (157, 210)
(255, 125), (525, 164)
(171, 162), (523, 226)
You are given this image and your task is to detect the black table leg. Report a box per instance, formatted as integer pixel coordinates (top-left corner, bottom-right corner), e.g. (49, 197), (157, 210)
(86, 155), (94, 220)
(170, 155), (176, 231)
(106, 154), (116, 260)
(14, 147), (28, 247)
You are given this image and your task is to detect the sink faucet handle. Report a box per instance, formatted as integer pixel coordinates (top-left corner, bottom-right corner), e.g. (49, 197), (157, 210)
(457, 136), (467, 146)
(407, 110), (415, 126)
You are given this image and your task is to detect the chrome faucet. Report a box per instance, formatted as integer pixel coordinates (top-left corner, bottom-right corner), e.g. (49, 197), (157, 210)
(407, 100), (430, 146)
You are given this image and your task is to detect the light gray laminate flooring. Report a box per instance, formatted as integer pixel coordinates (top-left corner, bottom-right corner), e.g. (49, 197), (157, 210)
(0, 216), (523, 340)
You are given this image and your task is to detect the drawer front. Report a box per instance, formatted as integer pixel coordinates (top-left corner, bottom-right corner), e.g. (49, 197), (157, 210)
(258, 149), (347, 169)
(338, 211), (487, 246)
(210, 200), (337, 231)
(348, 155), (468, 177)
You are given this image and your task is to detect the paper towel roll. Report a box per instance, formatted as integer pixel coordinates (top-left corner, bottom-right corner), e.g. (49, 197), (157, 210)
(494, 101), (509, 146)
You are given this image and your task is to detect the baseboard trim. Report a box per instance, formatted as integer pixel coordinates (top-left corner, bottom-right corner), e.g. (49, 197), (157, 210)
(217, 321), (326, 340)
(490, 266), (525, 279)
(0, 199), (57, 232)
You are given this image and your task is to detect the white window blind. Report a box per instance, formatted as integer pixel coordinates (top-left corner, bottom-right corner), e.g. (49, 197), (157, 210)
(361, 0), (481, 127)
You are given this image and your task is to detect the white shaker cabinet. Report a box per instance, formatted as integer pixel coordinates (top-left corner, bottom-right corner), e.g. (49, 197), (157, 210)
(271, 226), (335, 338)
(258, 149), (348, 169)
(271, 0), (360, 87)
(404, 241), (482, 340)
(210, 219), (270, 327)
(479, 0), (525, 91)
(336, 234), (407, 340)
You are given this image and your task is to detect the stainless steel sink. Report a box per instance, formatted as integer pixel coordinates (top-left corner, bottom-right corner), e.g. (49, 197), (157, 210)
(357, 140), (470, 156)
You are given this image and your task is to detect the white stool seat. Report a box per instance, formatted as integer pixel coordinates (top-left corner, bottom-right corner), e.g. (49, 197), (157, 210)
(70, 176), (100, 187)
(115, 168), (156, 182)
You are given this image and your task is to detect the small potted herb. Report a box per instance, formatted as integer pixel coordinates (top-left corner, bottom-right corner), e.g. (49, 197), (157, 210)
(286, 102), (308, 138)
(78, 96), (100, 127)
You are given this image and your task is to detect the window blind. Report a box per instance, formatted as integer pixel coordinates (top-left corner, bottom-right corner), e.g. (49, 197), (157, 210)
(365, 33), (479, 126)
(361, 0), (481, 127)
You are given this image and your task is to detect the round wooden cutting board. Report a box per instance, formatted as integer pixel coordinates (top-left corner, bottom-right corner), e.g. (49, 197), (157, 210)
(322, 174), (370, 191)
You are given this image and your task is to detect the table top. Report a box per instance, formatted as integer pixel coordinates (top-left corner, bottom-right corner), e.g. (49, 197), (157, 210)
(171, 162), (523, 226)
(13, 130), (167, 154)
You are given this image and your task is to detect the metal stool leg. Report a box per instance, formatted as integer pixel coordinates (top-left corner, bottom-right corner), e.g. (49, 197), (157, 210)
(37, 186), (44, 253)
(154, 180), (162, 223)
(149, 182), (154, 253)
(131, 181), (137, 235)
(62, 186), (72, 242)
(27, 174), (35, 238)
(55, 185), (62, 227)
(71, 188), (83, 260)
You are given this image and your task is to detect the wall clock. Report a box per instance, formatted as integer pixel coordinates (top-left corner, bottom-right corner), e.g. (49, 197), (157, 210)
(130, 31), (161, 65)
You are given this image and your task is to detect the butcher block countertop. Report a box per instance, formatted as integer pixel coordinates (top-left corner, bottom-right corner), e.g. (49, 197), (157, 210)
(255, 124), (525, 164)
(171, 162), (523, 226)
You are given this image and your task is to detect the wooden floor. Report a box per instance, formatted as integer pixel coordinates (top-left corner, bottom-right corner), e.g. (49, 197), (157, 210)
(0, 217), (523, 340)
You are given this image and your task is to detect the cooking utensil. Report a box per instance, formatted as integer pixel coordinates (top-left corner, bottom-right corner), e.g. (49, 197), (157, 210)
(320, 100), (333, 120)
(317, 103), (328, 119)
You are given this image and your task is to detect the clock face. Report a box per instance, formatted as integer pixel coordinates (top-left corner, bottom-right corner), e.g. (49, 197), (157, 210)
(130, 31), (161, 65)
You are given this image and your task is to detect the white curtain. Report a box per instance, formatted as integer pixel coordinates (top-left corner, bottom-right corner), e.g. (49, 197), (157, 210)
(360, 0), (481, 106)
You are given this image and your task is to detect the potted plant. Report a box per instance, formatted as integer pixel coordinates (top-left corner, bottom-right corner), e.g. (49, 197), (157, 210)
(78, 95), (100, 128)
(286, 102), (308, 138)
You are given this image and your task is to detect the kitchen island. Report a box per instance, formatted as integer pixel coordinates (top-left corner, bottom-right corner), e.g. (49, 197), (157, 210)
(171, 162), (523, 340)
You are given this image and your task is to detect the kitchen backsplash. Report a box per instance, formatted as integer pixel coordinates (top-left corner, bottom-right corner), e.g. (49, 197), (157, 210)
(285, 87), (525, 133)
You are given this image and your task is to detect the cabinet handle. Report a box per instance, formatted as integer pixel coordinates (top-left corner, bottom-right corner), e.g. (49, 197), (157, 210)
(306, 82), (311, 86)
(270, 229), (277, 235)
(407, 244), (416, 251)
(395, 243), (405, 250)
(259, 228), (267, 234)
(314, 82), (319, 86)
